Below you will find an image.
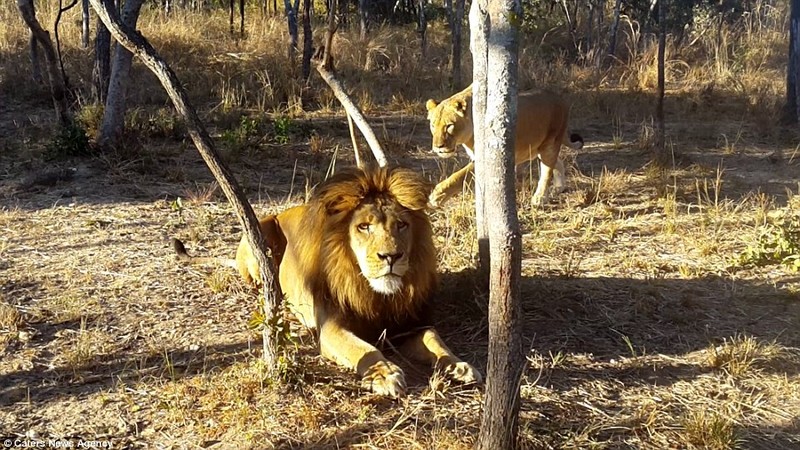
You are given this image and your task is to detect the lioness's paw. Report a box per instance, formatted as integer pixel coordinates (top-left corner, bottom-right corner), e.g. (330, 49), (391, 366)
(442, 361), (483, 385)
(428, 189), (446, 209)
(362, 361), (407, 398)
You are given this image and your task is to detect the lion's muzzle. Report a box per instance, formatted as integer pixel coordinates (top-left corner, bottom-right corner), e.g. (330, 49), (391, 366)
(433, 147), (457, 158)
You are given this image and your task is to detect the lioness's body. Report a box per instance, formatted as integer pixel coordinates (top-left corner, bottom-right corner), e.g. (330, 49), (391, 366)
(176, 167), (480, 397)
(426, 84), (583, 207)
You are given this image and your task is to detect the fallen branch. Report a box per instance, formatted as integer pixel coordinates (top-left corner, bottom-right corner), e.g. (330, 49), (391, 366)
(88, 0), (283, 369)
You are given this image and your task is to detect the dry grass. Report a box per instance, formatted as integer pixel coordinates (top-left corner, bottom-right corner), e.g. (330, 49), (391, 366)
(1, 0), (799, 448)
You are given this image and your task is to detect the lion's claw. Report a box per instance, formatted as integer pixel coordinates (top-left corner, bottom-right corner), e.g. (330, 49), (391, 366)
(362, 361), (407, 398)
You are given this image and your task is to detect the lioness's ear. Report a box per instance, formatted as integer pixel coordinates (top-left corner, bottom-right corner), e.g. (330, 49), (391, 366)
(425, 99), (438, 111)
(454, 99), (468, 116)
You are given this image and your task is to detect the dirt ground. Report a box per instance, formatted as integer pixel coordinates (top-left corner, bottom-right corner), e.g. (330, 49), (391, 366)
(1, 93), (800, 449)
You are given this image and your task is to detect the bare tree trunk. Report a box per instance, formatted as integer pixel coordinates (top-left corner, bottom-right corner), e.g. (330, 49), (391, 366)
(472, 0), (524, 446)
(417, 0), (427, 56)
(786, 0), (800, 123)
(240, 0), (245, 35)
(16, 0), (70, 126)
(469, 0), (489, 280)
(89, 0), (283, 369)
(284, 0), (300, 58)
(605, 0), (622, 66)
(55, 0), (79, 92)
(29, 32), (43, 84)
(451, 0), (465, 88)
(358, 0), (368, 40)
(97, 0), (145, 148)
(655, 0), (666, 156)
(93, 3), (112, 103)
(229, 0), (235, 33)
(339, 0), (348, 28)
(81, 0), (90, 48)
(301, 0), (313, 80)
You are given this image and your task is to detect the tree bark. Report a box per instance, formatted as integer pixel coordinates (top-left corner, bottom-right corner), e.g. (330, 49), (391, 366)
(358, 0), (368, 40)
(417, 0), (427, 56)
(284, 0), (300, 58)
(655, 0), (666, 156)
(97, 0), (145, 148)
(301, 0), (313, 80)
(469, 0), (489, 281)
(93, 4), (112, 103)
(451, 0), (465, 88)
(605, 0), (622, 66)
(82, 0), (91, 48)
(88, 0), (283, 368)
(786, 0), (800, 123)
(472, 0), (525, 447)
(16, 0), (70, 126)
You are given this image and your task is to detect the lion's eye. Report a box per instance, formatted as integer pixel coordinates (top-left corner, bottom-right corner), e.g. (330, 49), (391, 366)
(446, 124), (455, 134)
(397, 221), (408, 230)
(357, 223), (371, 233)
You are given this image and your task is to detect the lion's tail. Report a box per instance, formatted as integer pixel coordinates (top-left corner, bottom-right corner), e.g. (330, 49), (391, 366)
(172, 238), (237, 269)
(564, 132), (584, 150)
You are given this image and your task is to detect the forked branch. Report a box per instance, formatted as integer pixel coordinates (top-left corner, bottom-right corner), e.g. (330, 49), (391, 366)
(313, 12), (387, 167)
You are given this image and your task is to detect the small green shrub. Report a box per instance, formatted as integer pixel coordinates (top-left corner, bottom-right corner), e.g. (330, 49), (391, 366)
(46, 122), (92, 159)
(737, 211), (800, 272)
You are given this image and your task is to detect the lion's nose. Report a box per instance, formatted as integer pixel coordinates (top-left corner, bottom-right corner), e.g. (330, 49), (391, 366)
(378, 252), (404, 266)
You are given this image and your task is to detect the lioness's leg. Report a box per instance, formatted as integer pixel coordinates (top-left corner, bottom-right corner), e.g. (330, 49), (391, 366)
(552, 158), (567, 194)
(532, 144), (560, 207)
(429, 162), (474, 209)
(318, 318), (406, 397)
(401, 328), (482, 384)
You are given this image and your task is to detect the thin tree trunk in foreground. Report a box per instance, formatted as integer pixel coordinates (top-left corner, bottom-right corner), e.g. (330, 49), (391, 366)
(17, 0), (70, 126)
(469, 0), (489, 281)
(81, 0), (91, 48)
(93, 0), (112, 103)
(301, 0), (313, 80)
(451, 0), (465, 88)
(89, 0), (283, 369)
(471, 0), (525, 446)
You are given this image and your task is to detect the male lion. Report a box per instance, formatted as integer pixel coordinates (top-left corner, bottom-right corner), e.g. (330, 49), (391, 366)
(425, 83), (584, 208)
(174, 166), (481, 397)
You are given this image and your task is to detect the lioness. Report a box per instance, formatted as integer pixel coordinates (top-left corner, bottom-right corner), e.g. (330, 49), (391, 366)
(174, 167), (481, 397)
(425, 83), (584, 207)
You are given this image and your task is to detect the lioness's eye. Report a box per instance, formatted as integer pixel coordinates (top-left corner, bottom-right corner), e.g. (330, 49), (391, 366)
(397, 221), (408, 230)
(357, 223), (371, 232)
(446, 124), (455, 134)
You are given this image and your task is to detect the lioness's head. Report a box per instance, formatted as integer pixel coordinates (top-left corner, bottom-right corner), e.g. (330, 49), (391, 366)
(425, 95), (473, 158)
(315, 167), (436, 298)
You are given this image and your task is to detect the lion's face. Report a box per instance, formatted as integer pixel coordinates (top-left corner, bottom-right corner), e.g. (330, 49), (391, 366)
(348, 199), (413, 295)
(426, 97), (473, 158)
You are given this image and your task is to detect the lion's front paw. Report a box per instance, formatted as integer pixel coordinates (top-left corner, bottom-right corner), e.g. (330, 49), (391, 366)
(441, 360), (483, 385)
(361, 360), (407, 398)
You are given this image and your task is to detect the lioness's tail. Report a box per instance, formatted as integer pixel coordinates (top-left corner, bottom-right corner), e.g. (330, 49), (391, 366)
(172, 238), (237, 269)
(564, 133), (584, 150)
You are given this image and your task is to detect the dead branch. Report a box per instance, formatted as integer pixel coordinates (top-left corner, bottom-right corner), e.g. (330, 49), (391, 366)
(88, 0), (283, 369)
(313, 14), (388, 167)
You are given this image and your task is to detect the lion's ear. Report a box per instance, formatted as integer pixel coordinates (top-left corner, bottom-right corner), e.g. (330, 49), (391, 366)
(454, 99), (468, 116)
(388, 168), (431, 211)
(425, 99), (438, 111)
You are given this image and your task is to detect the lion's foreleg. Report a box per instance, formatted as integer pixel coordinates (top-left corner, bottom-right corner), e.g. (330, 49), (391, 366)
(429, 161), (474, 209)
(318, 319), (406, 397)
(401, 328), (482, 385)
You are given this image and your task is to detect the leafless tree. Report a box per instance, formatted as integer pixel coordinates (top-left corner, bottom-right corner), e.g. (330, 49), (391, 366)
(470, 0), (525, 446)
(88, 0), (284, 369)
(450, 0), (465, 87)
(97, 0), (145, 148)
(16, 0), (70, 126)
(417, 0), (427, 56)
(93, 1), (112, 103)
(301, 0), (313, 79)
(81, 0), (91, 48)
(284, 0), (301, 58)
